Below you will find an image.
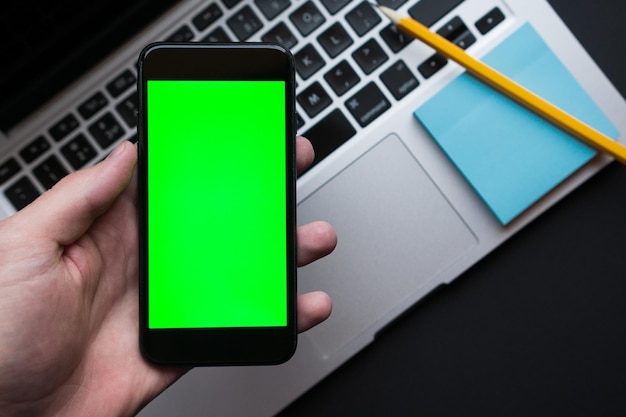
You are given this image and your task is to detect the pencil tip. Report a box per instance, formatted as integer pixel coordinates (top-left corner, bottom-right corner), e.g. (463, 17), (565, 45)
(373, 4), (402, 24)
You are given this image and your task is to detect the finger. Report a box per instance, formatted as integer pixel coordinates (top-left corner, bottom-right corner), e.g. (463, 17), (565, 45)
(297, 291), (332, 333)
(296, 136), (314, 174)
(297, 221), (337, 267)
(18, 141), (137, 245)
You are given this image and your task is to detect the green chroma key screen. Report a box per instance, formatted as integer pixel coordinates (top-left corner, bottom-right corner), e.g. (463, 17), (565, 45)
(147, 80), (288, 329)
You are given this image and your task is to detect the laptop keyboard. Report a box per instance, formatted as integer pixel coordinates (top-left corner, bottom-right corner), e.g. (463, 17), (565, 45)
(1, 0), (507, 212)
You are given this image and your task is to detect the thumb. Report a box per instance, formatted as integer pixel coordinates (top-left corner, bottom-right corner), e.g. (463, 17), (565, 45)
(17, 141), (137, 245)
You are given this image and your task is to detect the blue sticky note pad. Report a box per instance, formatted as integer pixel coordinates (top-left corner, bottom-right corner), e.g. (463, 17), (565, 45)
(414, 23), (619, 225)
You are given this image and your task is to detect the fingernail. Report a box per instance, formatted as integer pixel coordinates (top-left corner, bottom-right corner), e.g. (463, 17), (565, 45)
(106, 141), (127, 161)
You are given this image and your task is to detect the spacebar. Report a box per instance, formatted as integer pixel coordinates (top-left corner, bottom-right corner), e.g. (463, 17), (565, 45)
(303, 109), (356, 170)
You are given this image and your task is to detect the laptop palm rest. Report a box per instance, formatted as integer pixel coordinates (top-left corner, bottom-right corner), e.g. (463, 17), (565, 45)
(298, 133), (477, 357)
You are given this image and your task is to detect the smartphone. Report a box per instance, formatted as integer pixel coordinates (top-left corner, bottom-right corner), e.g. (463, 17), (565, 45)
(137, 43), (296, 366)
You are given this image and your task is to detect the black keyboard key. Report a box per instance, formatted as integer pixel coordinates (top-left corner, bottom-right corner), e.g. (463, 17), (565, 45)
(200, 27), (232, 42)
(223, 0), (242, 8)
(116, 92), (138, 128)
(345, 82), (391, 127)
(192, 3), (223, 31)
(61, 134), (97, 170)
(321, 0), (351, 15)
(290, 2), (325, 36)
(437, 16), (475, 49)
(78, 91), (108, 120)
(262, 22), (298, 49)
(227, 5), (263, 41)
(377, 0), (408, 8)
(318, 22), (353, 58)
(408, 0), (464, 27)
(476, 7), (505, 35)
(297, 82), (332, 118)
(352, 38), (388, 75)
(49, 114), (79, 142)
(89, 113), (125, 149)
(303, 109), (356, 168)
(380, 60), (419, 100)
(294, 44), (325, 80)
(437, 16), (465, 38)
(34, 155), (68, 190)
(19, 136), (50, 164)
(380, 23), (414, 53)
(324, 60), (360, 96)
(166, 25), (194, 42)
(452, 30), (476, 50)
(418, 54), (448, 79)
(0, 158), (20, 185)
(345, 2), (381, 36)
(5, 177), (40, 210)
(255, 0), (291, 20)
(106, 69), (136, 98)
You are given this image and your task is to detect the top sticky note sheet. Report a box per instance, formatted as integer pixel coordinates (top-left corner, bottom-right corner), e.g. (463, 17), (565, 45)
(414, 23), (619, 225)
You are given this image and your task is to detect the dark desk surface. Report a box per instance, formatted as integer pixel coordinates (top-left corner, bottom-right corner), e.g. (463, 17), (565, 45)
(280, 1), (626, 415)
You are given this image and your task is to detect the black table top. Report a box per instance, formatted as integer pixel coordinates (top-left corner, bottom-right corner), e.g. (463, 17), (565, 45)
(280, 1), (626, 415)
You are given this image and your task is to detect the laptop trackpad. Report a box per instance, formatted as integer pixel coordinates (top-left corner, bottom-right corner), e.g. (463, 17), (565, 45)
(298, 133), (477, 358)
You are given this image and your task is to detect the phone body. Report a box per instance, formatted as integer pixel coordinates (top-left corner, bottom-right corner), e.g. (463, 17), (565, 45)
(137, 43), (297, 366)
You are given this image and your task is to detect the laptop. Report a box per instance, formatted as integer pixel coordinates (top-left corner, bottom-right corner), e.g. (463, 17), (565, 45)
(1, 0), (624, 415)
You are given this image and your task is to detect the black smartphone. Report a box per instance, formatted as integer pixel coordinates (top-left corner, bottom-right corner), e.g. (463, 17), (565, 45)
(137, 43), (297, 366)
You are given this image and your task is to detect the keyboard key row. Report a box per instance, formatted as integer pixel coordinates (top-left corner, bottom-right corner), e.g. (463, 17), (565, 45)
(294, 9), (495, 109)
(203, 0), (427, 48)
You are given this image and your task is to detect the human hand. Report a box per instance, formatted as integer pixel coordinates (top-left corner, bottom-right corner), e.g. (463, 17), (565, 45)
(0, 136), (336, 417)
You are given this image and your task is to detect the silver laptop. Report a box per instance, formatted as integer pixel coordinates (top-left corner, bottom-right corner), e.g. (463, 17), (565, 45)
(1, 0), (624, 415)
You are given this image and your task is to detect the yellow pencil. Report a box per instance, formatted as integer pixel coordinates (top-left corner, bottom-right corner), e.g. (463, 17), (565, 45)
(376, 5), (626, 165)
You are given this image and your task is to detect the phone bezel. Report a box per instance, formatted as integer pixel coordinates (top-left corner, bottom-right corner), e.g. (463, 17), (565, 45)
(137, 43), (297, 366)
